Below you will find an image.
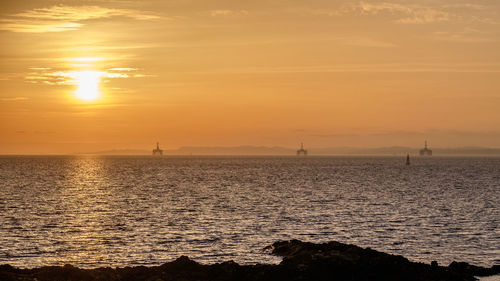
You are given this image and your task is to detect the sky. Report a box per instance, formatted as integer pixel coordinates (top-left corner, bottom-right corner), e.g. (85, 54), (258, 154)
(1, 0), (499, 154)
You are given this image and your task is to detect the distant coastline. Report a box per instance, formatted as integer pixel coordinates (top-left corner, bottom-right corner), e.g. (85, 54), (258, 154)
(74, 146), (500, 156)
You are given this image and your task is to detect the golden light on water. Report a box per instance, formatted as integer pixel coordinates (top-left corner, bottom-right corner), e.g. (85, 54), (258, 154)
(74, 71), (102, 101)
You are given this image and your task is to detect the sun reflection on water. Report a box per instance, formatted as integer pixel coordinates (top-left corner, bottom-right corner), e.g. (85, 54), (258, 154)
(40, 156), (113, 266)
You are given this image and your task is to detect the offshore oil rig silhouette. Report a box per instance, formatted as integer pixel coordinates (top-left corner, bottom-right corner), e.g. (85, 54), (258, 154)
(297, 143), (308, 156)
(419, 140), (432, 156)
(152, 142), (163, 156)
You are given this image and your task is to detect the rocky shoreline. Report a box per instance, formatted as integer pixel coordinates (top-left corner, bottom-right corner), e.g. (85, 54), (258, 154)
(1, 240), (498, 281)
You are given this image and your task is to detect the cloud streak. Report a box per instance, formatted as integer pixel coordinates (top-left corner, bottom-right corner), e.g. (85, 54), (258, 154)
(356, 2), (450, 24)
(1, 97), (29, 101)
(187, 62), (500, 75)
(310, 129), (500, 139)
(210, 10), (248, 17)
(25, 65), (145, 86)
(0, 5), (159, 33)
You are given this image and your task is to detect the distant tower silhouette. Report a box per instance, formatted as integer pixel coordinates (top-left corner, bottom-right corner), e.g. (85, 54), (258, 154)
(296, 142), (308, 156)
(406, 153), (410, 165)
(152, 142), (163, 156)
(419, 140), (432, 156)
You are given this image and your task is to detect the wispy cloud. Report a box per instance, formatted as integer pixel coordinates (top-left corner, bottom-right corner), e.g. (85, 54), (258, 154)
(433, 27), (498, 43)
(352, 2), (499, 24)
(442, 4), (488, 11)
(210, 10), (248, 17)
(312, 129), (500, 140)
(341, 37), (397, 48)
(25, 64), (146, 86)
(107, 68), (138, 71)
(1, 97), (29, 101)
(13, 5), (159, 21)
(0, 5), (160, 33)
(356, 2), (450, 24)
(28, 67), (51, 71)
(0, 20), (82, 32)
(188, 63), (500, 75)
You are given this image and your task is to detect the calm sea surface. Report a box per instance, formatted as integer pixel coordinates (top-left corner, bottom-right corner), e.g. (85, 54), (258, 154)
(0, 156), (498, 269)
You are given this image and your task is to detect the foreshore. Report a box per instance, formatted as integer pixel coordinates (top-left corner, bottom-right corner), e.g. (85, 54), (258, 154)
(1, 240), (498, 281)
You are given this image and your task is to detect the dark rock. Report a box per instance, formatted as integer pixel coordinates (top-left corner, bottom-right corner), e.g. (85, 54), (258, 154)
(449, 261), (500, 277)
(0, 240), (498, 281)
(265, 240), (475, 281)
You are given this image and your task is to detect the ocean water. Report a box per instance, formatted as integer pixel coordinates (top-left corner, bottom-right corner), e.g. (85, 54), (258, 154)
(0, 156), (498, 269)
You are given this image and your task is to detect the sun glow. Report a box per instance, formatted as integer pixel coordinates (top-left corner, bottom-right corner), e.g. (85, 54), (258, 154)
(74, 71), (102, 101)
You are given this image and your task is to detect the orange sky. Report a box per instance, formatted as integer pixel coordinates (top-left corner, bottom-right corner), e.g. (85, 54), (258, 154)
(1, 0), (499, 154)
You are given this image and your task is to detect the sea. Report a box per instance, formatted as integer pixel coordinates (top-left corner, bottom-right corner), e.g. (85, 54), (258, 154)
(0, 155), (498, 271)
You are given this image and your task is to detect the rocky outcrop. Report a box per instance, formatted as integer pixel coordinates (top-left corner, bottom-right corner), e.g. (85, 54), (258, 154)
(264, 240), (498, 281)
(1, 240), (498, 281)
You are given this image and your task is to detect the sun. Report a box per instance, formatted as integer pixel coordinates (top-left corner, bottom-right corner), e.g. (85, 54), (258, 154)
(74, 71), (102, 101)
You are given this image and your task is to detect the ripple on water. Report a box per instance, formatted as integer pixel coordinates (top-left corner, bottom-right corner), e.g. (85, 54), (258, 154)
(0, 156), (498, 268)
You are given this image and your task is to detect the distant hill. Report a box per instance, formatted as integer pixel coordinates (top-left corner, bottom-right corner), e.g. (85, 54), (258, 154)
(172, 146), (293, 155)
(80, 149), (150, 155)
(313, 146), (412, 155)
(431, 147), (500, 156)
(315, 146), (500, 156)
(82, 146), (500, 156)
